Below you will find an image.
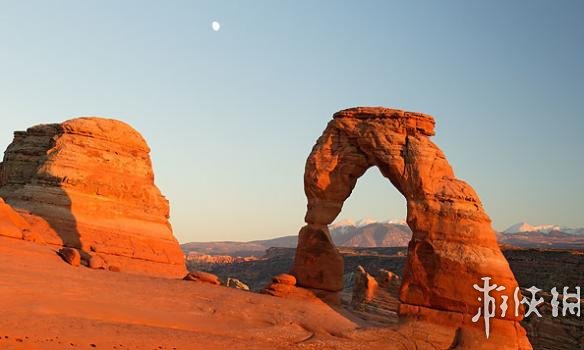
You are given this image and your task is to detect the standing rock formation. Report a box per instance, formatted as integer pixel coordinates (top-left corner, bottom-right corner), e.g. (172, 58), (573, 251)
(293, 107), (530, 348)
(351, 265), (378, 306)
(0, 117), (185, 278)
(262, 273), (324, 302)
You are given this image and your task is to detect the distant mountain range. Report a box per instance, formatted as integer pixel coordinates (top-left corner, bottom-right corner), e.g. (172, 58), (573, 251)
(181, 221), (411, 257)
(498, 222), (584, 249)
(503, 222), (584, 235)
(181, 220), (584, 257)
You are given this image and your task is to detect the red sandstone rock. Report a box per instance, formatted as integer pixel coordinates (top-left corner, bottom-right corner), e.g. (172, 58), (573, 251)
(58, 247), (81, 267)
(88, 254), (108, 270)
(272, 273), (297, 286)
(0, 117), (186, 278)
(261, 282), (322, 302)
(0, 197), (29, 239)
(184, 271), (221, 285)
(352, 266), (378, 306)
(293, 107), (530, 348)
(292, 224), (343, 292)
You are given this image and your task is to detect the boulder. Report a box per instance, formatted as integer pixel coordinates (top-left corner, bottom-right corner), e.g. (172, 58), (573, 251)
(58, 247), (81, 267)
(226, 278), (250, 291)
(272, 273), (297, 286)
(0, 117), (186, 278)
(184, 271), (221, 285)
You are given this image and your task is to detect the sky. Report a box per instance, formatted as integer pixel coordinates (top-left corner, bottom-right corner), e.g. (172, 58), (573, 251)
(0, 1), (583, 243)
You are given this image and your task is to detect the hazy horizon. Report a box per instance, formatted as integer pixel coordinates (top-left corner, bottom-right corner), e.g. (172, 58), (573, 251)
(1, 1), (583, 242)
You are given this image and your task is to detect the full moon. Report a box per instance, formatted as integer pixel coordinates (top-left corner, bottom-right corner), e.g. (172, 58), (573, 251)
(211, 21), (221, 32)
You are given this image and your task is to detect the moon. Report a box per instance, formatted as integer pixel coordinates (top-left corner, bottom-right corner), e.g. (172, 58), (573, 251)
(211, 21), (221, 32)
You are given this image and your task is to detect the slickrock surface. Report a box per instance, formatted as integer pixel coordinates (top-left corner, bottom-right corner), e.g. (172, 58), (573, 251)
(293, 107), (531, 349)
(0, 236), (357, 349)
(0, 117), (185, 278)
(57, 247), (81, 267)
(1, 235), (537, 349)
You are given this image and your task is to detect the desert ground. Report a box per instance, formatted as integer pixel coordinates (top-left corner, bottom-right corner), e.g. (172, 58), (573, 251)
(0, 235), (435, 350)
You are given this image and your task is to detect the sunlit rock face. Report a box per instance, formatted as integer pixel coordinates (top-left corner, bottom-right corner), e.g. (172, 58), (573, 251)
(0, 117), (186, 278)
(294, 107), (531, 349)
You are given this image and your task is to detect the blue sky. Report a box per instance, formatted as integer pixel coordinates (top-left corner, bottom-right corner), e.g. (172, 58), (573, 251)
(1, 1), (582, 242)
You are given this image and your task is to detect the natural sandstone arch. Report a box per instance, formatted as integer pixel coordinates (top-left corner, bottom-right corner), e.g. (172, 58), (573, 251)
(292, 107), (525, 324)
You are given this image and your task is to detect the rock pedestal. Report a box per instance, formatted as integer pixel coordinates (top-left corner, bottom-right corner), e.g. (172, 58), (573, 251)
(292, 224), (343, 292)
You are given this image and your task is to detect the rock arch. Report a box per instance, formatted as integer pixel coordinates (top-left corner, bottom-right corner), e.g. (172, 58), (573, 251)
(292, 107), (525, 325)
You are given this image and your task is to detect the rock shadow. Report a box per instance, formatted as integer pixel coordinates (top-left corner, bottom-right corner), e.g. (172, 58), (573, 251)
(0, 124), (83, 254)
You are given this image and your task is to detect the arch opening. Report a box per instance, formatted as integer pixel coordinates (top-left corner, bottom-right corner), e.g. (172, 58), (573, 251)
(332, 166), (407, 227)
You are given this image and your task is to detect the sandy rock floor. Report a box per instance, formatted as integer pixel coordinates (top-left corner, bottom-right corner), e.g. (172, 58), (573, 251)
(0, 236), (418, 350)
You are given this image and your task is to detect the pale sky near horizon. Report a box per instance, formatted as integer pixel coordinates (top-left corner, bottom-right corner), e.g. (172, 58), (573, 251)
(1, 1), (583, 243)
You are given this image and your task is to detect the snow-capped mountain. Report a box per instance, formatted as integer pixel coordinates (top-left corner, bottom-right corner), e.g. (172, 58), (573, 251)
(182, 219), (413, 256)
(503, 222), (584, 235)
(181, 220), (584, 257)
(330, 219), (411, 247)
(330, 218), (407, 229)
(499, 222), (584, 249)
